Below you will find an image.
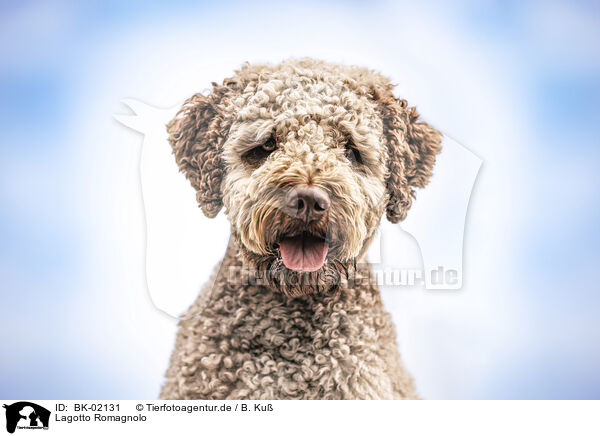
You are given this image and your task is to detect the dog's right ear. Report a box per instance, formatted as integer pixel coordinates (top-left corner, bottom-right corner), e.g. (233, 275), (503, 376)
(167, 81), (236, 218)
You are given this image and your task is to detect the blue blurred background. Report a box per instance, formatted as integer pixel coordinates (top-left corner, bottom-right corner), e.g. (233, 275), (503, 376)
(1, 0), (599, 399)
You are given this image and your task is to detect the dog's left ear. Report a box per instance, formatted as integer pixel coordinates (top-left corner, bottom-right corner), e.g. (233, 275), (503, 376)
(167, 79), (238, 218)
(373, 86), (442, 223)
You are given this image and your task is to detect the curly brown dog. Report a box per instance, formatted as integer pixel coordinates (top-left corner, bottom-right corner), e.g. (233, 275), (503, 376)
(160, 59), (441, 399)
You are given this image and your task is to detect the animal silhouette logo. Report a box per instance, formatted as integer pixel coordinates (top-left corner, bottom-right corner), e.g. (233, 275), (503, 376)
(115, 100), (481, 316)
(3, 402), (50, 434)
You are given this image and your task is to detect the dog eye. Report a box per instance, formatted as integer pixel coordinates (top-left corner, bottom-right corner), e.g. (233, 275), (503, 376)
(242, 136), (277, 167)
(344, 140), (364, 166)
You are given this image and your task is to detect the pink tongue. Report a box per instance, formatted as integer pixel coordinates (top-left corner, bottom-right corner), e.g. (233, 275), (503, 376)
(280, 235), (329, 272)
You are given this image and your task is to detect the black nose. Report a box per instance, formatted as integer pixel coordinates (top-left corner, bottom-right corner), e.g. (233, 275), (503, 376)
(284, 187), (330, 222)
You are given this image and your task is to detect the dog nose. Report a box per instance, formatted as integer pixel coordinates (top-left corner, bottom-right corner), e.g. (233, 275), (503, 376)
(284, 187), (330, 222)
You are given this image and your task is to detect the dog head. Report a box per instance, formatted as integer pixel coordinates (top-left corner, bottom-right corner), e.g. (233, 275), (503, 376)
(167, 59), (441, 296)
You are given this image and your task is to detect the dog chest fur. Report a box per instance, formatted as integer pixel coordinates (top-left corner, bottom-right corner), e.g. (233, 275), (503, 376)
(160, 239), (418, 400)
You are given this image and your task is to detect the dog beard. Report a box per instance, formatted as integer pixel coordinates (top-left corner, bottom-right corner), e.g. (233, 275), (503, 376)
(259, 256), (352, 297)
(234, 213), (357, 297)
(237, 243), (353, 297)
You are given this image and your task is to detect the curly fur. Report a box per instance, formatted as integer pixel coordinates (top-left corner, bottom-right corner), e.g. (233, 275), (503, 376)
(161, 59), (441, 399)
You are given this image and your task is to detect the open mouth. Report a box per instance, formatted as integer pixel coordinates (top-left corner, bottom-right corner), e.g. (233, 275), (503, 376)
(278, 232), (329, 272)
